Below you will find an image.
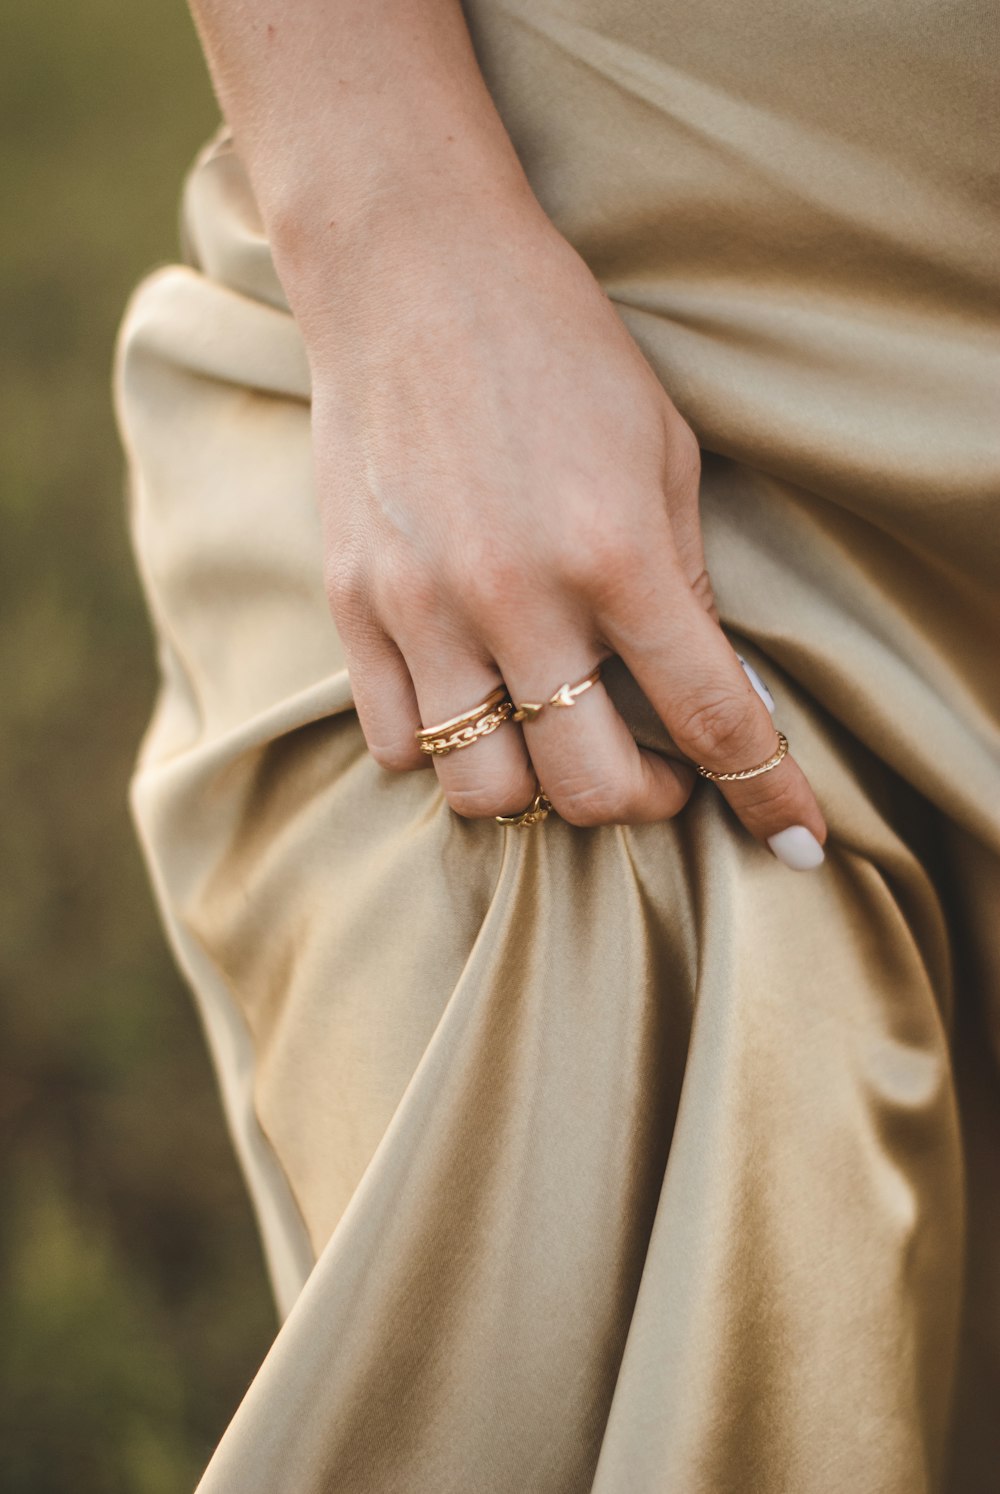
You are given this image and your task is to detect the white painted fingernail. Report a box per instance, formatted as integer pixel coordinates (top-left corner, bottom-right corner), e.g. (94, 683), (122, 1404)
(736, 654), (776, 714)
(767, 825), (826, 870)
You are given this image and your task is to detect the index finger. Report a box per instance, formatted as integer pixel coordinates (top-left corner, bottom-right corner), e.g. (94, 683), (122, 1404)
(600, 558), (828, 868)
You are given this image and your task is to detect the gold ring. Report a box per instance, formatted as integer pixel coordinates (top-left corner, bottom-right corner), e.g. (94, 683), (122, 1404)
(512, 662), (603, 723)
(495, 788), (553, 827)
(696, 729), (790, 782)
(416, 685), (514, 756)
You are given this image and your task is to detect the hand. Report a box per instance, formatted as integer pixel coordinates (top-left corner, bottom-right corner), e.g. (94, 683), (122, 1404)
(302, 192), (827, 856)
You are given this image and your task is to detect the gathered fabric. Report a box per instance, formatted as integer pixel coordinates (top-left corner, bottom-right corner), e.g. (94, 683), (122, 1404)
(113, 2), (1000, 1488)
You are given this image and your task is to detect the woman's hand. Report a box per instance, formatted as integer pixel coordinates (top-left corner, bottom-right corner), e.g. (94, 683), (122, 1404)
(184, 0), (825, 855)
(299, 191), (827, 853)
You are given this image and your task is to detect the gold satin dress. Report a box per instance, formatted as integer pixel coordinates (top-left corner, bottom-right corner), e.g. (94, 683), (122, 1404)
(112, 2), (1000, 1489)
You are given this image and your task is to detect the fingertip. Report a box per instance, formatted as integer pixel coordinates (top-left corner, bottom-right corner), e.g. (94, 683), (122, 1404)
(766, 824), (826, 870)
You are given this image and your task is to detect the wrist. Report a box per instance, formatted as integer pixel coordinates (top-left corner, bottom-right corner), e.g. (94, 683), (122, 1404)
(268, 146), (541, 281)
(262, 139), (555, 356)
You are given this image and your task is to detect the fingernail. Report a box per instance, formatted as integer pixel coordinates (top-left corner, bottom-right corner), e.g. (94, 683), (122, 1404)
(732, 654), (771, 717)
(736, 654), (776, 715)
(767, 825), (826, 870)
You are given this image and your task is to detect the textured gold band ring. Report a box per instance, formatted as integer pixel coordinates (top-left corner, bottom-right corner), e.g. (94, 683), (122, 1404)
(696, 729), (790, 782)
(415, 685), (514, 757)
(495, 788), (553, 827)
(512, 662), (603, 723)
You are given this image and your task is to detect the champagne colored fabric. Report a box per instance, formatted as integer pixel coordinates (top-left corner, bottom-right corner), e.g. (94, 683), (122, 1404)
(112, 2), (1000, 1489)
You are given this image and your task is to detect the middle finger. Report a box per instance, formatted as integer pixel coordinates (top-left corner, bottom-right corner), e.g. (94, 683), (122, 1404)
(496, 638), (696, 827)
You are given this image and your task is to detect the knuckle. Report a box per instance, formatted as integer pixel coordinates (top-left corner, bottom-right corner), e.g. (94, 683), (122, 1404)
(444, 782), (506, 819)
(444, 763), (537, 819)
(673, 692), (753, 765)
(739, 764), (803, 819)
(548, 778), (628, 827)
(377, 556), (442, 628)
(366, 736), (423, 773)
(664, 415), (702, 490)
(457, 550), (530, 622)
(558, 521), (634, 592)
(494, 784), (546, 818)
(690, 569), (721, 623)
(323, 550), (370, 622)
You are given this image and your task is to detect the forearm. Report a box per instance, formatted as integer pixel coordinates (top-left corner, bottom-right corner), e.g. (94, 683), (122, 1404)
(186, 1), (542, 286)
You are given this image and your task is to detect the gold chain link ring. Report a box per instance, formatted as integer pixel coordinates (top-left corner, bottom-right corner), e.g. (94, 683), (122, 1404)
(415, 685), (514, 757)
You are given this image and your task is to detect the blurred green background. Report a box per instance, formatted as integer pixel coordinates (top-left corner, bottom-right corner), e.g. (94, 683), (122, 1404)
(1, 3), (277, 1489)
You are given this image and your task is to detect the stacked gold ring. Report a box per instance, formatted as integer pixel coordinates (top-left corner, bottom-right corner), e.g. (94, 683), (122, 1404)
(415, 685), (514, 757)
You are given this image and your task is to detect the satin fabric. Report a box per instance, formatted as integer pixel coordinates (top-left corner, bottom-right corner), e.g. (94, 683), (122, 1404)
(112, 2), (1000, 1489)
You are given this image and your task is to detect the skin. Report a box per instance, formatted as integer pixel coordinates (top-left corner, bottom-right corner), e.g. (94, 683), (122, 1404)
(184, 0), (828, 850)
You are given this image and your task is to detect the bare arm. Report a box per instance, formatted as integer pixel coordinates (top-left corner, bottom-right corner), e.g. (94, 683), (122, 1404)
(186, 2), (540, 299)
(183, 0), (828, 862)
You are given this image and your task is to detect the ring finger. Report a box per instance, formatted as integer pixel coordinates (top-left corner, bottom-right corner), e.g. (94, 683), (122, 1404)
(405, 648), (538, 819)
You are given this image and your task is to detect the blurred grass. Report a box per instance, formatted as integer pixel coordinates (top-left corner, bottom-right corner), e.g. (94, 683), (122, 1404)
(0, 3), (277, 1489)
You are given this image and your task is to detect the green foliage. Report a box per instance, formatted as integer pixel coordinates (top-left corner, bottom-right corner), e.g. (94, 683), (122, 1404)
(0, 3), (277, 1489)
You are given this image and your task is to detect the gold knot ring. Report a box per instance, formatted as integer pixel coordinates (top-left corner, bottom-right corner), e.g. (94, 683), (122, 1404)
(512, 662), (603, 723)
(696, 729), (790, 782)
(495, 788), (553, 827)
(415, 685), (514, 757)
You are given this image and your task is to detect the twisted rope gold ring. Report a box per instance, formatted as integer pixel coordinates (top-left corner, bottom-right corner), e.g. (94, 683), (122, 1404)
(696, 730), (789, 782)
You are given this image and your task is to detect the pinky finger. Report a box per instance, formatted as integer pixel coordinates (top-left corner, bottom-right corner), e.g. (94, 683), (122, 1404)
(343, 624), (428, 773)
